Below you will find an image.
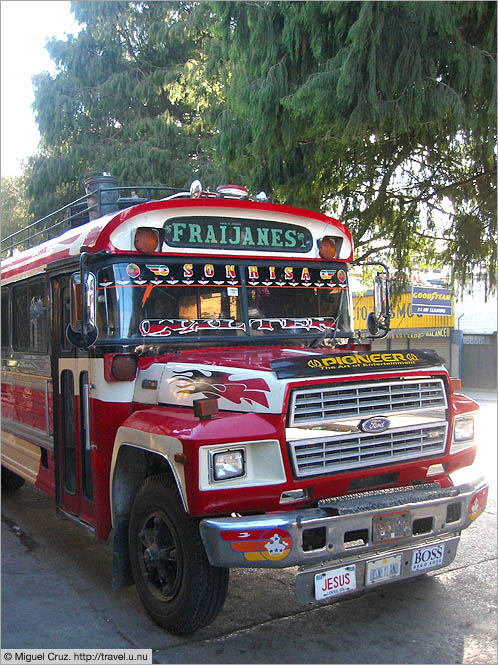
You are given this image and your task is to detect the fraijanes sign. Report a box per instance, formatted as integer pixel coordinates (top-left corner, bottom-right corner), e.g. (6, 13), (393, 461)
(164, 216), (313, 252)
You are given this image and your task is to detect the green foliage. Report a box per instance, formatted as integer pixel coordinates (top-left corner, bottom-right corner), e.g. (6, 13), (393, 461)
(1, 176), (32, 243)
(210, 1), (497, 288)
(26, 1), (224, 219)
(23, 1), (496, 290)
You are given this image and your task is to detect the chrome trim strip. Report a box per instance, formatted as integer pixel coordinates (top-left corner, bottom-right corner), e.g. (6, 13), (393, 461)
(2, 354), (51, 377)
(82, 381), (92, 451)
(44, 380), (51, 435)
(2, 417), (54, 451)
(1, 369), (53, 389)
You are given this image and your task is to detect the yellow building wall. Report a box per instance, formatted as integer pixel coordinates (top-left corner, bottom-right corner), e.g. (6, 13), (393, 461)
(353, 292), (454, 332)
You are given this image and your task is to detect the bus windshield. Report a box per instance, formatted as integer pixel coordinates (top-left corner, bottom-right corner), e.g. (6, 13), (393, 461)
(95, 260), (352, 342)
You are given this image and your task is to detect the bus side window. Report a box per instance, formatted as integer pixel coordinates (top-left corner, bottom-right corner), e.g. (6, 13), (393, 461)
(12, 278), (48, 353)
(1, 288), (10, 351)
(61, 285), (71, 352)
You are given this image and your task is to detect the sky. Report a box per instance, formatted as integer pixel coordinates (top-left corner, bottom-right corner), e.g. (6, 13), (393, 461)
(1, 1), (80, 178)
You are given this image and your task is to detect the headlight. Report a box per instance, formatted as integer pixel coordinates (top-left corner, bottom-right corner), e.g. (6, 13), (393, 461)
(210, 449), (245, 481)
(454, 416), (474, 442)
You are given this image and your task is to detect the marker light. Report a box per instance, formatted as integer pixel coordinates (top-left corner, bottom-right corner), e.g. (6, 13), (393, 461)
(216, 185), (249, 198)
(319, 236), (337, 260)
(450, 377), (462, 392)
(190, 180), (203, 198)
(193, 397), (219, 420)
(104, 353), (138, 381)
(134, 228), (159, 253)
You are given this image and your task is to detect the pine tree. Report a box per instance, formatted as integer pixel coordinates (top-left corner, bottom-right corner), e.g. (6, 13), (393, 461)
(1, 176), (32, 246)
(211, 1), (497, 288)
(26, 1), (223, 219)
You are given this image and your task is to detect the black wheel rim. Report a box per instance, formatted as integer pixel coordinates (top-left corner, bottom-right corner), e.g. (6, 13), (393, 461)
(137, 509), (183, 602)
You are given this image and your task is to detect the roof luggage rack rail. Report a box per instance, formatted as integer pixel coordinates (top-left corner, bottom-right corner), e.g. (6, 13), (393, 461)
(1, 174), (266, 258)
(1, 180), (185, 258)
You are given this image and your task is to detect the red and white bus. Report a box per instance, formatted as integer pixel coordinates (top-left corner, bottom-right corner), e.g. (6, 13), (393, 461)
(1, 175), (488, 634)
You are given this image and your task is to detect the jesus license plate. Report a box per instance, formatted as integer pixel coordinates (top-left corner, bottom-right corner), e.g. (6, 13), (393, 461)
(366, 555), (402, 585)
(314, 564), (356, 600)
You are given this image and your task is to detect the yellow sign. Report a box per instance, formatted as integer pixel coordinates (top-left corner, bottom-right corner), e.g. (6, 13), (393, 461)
(353, 292), (454, 331)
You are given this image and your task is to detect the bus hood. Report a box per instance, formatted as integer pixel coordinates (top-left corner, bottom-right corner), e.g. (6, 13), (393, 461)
(133, 347), (446, 414)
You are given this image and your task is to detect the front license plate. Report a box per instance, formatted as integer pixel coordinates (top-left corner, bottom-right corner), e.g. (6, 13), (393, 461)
(314, 564), (356, 600)
(366, 555), (402, 585)
(411, 543), (445, 572)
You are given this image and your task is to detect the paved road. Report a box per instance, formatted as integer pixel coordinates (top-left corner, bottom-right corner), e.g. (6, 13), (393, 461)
(2, 390), (496, 663)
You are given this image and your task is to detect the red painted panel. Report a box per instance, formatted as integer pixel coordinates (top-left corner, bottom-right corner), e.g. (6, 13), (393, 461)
(1, 382), (53, 431)
(119, 402), (476, 518)
(90, 399), (134, 540)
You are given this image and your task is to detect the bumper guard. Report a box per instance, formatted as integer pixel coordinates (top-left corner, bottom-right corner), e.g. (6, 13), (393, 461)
(199, 473), (488, 572)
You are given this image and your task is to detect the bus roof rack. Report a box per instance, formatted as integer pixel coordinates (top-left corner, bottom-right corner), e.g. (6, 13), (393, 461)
(1, 176), (269, 258)
(1, 181), (185, 258)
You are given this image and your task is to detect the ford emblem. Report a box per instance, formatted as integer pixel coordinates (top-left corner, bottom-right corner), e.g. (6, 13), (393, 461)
(359, 416), (390, 433)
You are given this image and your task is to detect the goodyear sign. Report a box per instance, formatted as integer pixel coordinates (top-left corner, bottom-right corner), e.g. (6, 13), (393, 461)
(271, 349), (445, 379)
(411, 287), (452, 316)
(353, 292), (454, 331)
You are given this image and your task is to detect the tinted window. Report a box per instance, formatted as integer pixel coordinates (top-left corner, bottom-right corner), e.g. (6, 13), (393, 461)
(13, 279), (48, 352)
(96, 262), (244, 340)
(1, 289), (9, 350)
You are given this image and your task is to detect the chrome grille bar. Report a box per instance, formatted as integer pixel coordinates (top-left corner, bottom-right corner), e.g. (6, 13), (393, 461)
(289, 422), (448, 477)
(289, 379), (447, 427)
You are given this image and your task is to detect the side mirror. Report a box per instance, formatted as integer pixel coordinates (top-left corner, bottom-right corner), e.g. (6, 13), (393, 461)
(367, 271), (390, 338)
(353, 261), (391, 339)
(66, 271), (97, 348)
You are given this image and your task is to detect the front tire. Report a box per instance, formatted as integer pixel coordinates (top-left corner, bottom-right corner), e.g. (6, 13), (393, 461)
(128, 474), (229, 635)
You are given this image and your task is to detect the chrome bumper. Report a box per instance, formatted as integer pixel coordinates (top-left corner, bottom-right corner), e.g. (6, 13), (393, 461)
(199, 473), (488, 570)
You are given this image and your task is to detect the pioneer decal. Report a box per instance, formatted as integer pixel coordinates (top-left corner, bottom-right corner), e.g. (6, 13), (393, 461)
(270, 349), (445, 379)
(170, 369), (271, 408)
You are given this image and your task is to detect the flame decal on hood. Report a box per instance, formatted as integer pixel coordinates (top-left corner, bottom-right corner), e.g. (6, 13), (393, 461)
(171, 369), (271, 408)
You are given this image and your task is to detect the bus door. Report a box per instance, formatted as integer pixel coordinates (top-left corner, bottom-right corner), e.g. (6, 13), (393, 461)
(51, 274), (95, 529)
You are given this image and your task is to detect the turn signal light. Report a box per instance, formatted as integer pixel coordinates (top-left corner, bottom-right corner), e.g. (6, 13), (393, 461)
(193, 397), (219, 420)
(319, 236), (337, 260)
(134, 227), (160, 253)
(450, 377), (462, 392)
(104, 353), (138, 381)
